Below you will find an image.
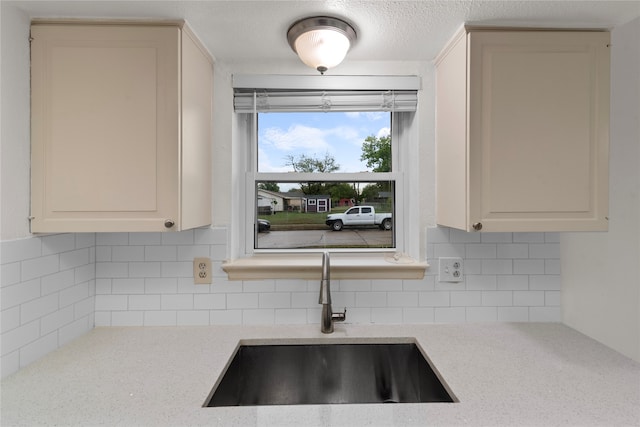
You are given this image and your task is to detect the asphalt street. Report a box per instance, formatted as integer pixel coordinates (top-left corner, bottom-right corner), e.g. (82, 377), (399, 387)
(256, 228), (392, 249)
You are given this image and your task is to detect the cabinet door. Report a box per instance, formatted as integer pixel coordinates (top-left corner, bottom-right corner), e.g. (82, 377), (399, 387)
(31, 24), (180, 232)
(468, 31), (609, 232)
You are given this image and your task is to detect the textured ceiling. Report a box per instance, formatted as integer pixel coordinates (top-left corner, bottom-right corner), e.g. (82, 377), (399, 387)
(9, 0), (640, 64)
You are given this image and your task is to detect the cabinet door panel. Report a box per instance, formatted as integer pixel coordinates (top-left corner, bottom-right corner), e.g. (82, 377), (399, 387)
(31, 25), (180, 232)
(469, 31), (609, 231)
(49, 44), (158, 212)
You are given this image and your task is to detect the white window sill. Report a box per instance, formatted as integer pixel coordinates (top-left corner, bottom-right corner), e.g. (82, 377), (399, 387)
(222, 253), (428, 281)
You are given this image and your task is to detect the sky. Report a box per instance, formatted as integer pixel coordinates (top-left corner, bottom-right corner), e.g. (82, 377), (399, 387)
(257, 112), (391, 174)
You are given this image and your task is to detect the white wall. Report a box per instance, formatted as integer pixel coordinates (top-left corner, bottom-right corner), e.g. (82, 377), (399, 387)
(1, 3), (31, 240)
(561, 17), (640, 362)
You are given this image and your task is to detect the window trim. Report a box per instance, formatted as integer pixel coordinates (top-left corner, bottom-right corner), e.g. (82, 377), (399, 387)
(227, 76), (426, 279)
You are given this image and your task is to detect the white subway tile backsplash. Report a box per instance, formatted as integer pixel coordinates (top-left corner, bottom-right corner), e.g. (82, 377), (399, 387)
(42, 234), (75, 255)
(466, 275), (497, 291)
(434, 307), (466, 323)
(529, 275), (561, 291)
(177, 310), (210, 326)
(498, 307), (529, 322)
(128, 232), (161, 246)
(529, 243), (560, 259)
(481, 259), (513, 275)
(128, 295), (161, 311)
(242, 309), (274, 324)
(193, 294), (225, 310)
(144, 310), (177, 326)
(451, 291), (481, 307)
(144, 278), (178, 294)
(2, 238), (42, 264)
(480, 232), (513, 243)
(111, 246), (145, 262)
(465, 244), (497, 259)
(19, 332), (58, 368)
(371, 308), (402, 323)
(22, 254), (58, 281)
(1, 279), (40, 310)
(59, 248), (90, 270)
(275, 309), (307, 324)
(129, 262), (161, 278)
(161, 294), (194, 310)
(387, 291), (418, 307)
(145, 246), (177, 262)
(1, 262), (22, 287)
(497, 244), (529, 259)
(419, 291), (450, 307)
(20, 294), (59, 324)
(112, 311), (144, 326)
(513, 233), (545, 243)
(1, 307), (20, 333)
(95, 295), (127, 311)
(210, 309), (242, 325)
(356, 292), (387, 307)
(481, 291), (512, 306)
(345, 307), (371, 323)
(259, 292), (290, 309)
(177, 245), (210, 261)
(227, 293), (259, 309)
(402, 307), (435, 323)
(496, 275), (529, 291)
(161, 230), (194, 246)
(514, 291), (545, 306)
(545, 291), (561, 306)
(59, 283), (89, 308)
(466, 307), (497, 322)
(529, 306), (561, 322)
(513, 259), (545, 274)
(2, 226), (565, 378)
(112, 278), (145, 294)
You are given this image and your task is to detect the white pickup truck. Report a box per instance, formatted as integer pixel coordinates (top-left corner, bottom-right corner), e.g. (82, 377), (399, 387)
(325, 206), (393, 231)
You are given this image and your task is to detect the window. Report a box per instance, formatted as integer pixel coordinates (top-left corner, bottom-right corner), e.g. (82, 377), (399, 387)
(233, 75), (419, 256)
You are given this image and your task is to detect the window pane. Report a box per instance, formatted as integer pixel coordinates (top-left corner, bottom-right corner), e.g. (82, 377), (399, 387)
(255, 181), (394, 250)
(257, 112), (392, 173)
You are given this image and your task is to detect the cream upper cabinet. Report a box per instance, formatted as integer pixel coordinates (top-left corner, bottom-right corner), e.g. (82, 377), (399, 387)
(30, 21), (212, 233)
(435, 28), (610, 232)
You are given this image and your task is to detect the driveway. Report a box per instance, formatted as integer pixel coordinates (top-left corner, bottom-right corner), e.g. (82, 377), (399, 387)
(256, 229), (392, 249)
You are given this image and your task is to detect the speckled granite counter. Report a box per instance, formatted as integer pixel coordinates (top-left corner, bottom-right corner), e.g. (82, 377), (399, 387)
(2, 323), (639, 426)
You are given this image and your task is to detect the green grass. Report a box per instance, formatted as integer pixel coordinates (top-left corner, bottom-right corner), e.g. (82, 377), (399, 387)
(259, 206), (349, 226)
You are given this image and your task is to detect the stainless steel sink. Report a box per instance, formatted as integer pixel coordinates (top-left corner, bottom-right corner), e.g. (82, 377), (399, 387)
(204, 340), (456, 406)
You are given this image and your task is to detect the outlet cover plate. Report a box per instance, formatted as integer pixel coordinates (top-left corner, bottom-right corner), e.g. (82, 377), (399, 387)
(194, 257), (212, 284)
(438, 257), (463, 282)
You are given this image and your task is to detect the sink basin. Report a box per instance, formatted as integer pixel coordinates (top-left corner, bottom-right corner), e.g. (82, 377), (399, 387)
(204, 340), (456, 406)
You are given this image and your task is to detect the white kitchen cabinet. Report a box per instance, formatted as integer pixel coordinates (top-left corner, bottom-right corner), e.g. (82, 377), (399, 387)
(435, 27), (610, 232)
(30, 21), (212, 232)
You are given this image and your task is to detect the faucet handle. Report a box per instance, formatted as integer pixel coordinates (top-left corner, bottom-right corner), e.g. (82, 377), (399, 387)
(332, 308), (346, 323)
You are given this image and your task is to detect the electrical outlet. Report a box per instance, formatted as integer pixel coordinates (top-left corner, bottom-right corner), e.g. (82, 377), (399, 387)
(193, 257), (212, 284)
(438, 257), (463, 282)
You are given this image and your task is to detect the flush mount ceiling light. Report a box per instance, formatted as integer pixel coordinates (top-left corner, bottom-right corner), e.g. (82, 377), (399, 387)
(287, 16), (357, 75)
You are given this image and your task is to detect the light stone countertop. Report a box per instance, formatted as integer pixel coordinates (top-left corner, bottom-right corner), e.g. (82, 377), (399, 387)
(1, 323), (639, 426)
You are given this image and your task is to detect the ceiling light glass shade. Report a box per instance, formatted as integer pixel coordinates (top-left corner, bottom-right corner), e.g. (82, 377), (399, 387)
(287, 17), (357, 74)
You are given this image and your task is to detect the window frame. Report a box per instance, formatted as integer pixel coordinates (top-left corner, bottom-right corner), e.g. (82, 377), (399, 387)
(241, 110), (415, 255)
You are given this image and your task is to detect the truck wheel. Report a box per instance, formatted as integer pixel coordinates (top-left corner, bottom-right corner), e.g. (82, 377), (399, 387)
(332, 220), (343, 231)
(381, 218), (392, 230)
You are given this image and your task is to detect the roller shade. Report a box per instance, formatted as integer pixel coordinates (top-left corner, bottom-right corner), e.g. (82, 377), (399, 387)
(234, 89), (418, 113)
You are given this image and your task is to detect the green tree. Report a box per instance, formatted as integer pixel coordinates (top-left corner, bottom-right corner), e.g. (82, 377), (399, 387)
(329, 182), (356, 202)
(258, 182), (280, 192)
(284, 152), (340, 195)
(285, 152), (340, 173)
(360, 135), (391, 172)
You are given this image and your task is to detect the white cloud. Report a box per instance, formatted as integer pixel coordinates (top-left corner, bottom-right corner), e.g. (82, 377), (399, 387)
(377, 127), (391, 138)
(262, 125), (330, 152)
